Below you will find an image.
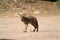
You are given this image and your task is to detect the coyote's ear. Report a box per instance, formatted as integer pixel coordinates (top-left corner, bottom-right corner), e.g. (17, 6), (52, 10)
(18, 13), (24, 17)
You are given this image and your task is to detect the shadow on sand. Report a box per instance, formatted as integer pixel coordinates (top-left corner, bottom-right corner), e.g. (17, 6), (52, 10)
(0, 39), (15, 40)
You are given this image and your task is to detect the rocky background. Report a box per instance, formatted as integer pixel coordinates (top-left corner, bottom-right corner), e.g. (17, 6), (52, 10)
(0, 0), (60, 17)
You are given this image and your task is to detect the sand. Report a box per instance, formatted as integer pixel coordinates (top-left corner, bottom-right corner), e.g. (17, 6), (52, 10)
(0, 15), (60, 40)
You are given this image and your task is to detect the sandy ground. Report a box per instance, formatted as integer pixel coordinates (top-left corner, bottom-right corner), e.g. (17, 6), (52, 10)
(0, 15), (60, 40)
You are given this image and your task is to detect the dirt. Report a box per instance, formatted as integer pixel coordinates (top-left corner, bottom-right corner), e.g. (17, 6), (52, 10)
(0, 15), (60, 40)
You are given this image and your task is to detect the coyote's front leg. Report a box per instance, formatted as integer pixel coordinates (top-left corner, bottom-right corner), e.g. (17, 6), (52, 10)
(23, 24), (28, 32)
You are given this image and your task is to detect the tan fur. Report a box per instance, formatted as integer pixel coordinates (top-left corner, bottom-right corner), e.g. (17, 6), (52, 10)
(24, 24), (28, 32)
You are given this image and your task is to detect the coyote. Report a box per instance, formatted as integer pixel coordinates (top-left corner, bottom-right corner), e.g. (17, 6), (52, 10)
(19, 13), (38, 32)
